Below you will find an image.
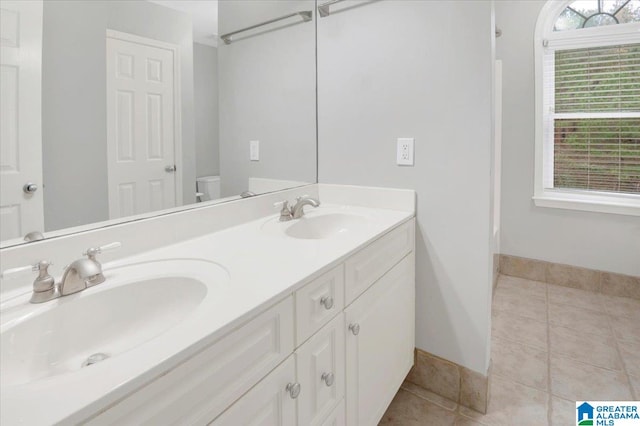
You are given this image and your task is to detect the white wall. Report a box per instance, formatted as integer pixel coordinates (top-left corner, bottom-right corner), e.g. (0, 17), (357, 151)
(218, 0), (316, 197)
(42, 0), (196, 232)
(318, 0), (495, 374)
(194, 43), (220, 178)
(495, 1), (640, 277)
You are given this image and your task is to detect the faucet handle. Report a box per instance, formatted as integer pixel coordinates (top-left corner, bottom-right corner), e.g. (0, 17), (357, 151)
(0, 261), (45, 279)
(274, 200), (293, 222)
(83, 242), (122, 260)
(3, 261), (59, 304)
(274, 200), (293, 212)
(274, 200), (288, 209)
(0, 260), (53, 279)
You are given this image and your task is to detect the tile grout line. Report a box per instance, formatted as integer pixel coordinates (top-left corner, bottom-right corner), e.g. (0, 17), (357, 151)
(490, 372), (549, 394)
(545, 279), (553, 426)
(399, 384), (458, 413)
(494, 276), (553, 424)
(601, 291), (636, 400)
(546, 287), (627, 374)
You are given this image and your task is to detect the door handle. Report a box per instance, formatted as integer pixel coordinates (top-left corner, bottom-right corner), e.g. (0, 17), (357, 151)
(165, 165), (177, 173)
(23, 183), (38, 194)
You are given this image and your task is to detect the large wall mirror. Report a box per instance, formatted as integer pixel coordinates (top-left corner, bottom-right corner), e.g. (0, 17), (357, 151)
(0, 0), (317, 248)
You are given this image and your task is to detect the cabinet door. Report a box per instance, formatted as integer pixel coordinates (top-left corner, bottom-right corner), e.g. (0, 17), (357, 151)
(210, 355), (297, 426)
(345, 253), (415, 426)
(297, 313), (345, 426)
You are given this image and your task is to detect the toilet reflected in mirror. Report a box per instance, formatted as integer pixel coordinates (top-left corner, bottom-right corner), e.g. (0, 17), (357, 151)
(196, 176), (221, 203)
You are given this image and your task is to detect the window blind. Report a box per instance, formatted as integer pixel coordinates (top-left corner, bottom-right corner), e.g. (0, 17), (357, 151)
(550, 43), (640, 194)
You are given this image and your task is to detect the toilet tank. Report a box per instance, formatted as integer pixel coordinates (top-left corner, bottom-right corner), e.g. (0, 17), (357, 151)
(196, 176), (221, 201)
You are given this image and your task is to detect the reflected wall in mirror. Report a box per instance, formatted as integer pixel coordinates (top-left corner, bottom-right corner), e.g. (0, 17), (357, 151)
(0, 0), (317, 247)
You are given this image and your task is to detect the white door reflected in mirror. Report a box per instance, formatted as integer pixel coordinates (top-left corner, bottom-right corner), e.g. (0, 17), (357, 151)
(106, 31), (180, 219)
(0, 1), (45, 242)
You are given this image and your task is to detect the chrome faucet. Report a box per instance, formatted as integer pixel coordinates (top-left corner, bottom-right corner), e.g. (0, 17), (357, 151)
(59, 243), (120, 296)
(291, 196), (321, 219)
(60, 254), (104, 296)
(0, 242), (121, 303)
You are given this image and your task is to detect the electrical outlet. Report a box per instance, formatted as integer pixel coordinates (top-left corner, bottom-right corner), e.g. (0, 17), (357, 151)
(397, 138), (414, 166)
(250, 140), (260, 161)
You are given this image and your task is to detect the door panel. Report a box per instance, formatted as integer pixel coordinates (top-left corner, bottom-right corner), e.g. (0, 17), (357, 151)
(106, 33), (177, 219)
(0, 1), (44, 241)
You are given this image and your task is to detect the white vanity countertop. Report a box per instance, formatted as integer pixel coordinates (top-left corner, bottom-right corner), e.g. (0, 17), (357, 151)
(1, 202), (413, 425)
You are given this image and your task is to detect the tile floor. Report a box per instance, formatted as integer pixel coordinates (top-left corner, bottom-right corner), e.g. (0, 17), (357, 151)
(379, 274), (640, 425)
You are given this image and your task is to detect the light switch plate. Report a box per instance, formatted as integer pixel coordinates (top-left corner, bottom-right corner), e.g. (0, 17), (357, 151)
(397, 138), (414, 166)
(250, 140), (260, 161)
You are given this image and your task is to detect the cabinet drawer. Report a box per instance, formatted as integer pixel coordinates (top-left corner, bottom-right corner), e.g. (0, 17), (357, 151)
(295, 264), (344, 345)
(210, 355), (297, 426)
(86, 297), (294, 426)
(297, 313), (345, 426)
(344, 219), (414, 305)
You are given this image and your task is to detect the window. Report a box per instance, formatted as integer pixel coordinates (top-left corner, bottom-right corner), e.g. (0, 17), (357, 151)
(534, 0), (640, 215)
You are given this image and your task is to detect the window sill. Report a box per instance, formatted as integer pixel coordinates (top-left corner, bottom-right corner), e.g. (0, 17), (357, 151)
(533, 191), (640, 216)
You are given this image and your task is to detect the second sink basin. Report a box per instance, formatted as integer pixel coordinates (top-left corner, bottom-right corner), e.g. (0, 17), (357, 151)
(261, 208), (371, 240)
(285, 213), (365, 239)
(1, 258), (229, 388)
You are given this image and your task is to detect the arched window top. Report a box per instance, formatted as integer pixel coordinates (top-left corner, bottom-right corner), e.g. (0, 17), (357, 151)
(533, 0), (640, 215)
(554, 0), (640, 31)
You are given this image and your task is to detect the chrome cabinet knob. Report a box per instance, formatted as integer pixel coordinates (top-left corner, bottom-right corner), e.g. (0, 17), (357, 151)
(165, 165), (177, 172)
(286, 382), (301, 399)
(321, 372), (335, 387)
(349, 323), (360, 336)
(320, 295), (334, 310)
(23, 182), (38, 194)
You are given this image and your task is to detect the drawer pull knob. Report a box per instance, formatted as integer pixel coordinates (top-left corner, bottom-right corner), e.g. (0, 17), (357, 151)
(286, 382), (301, 399)
(321, 372), (335, 387)
(320, 296), (334, 310)
(349, 323), (360, 336)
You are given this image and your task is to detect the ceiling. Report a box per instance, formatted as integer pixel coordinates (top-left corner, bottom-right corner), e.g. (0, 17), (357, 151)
(148, 0), (219, 47)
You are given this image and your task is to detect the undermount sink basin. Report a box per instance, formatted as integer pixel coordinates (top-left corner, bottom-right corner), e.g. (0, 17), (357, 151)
(285, 213), (365, 239)
(1, 259), (228, 387)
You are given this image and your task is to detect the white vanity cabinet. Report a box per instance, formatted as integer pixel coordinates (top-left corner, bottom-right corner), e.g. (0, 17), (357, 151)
(213, 219), (415, 426)
(85, 219), (415, 426)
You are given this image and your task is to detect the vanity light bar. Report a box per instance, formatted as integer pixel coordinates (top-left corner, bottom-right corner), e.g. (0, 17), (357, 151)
(220, 10), (313, 44)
